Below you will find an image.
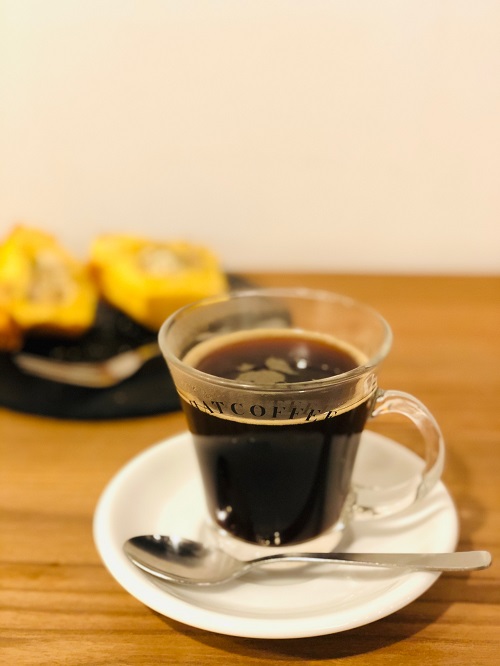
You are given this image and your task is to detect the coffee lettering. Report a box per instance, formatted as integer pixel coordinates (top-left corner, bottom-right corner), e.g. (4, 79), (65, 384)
(189, 397), (344, 422)
(250, 404), (265, 417)
(272, 405), (286, 419)
(306, 408), (322, 421)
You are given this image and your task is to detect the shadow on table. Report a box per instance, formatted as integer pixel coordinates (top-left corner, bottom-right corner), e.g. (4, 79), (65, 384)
(159, 571), (491, 660)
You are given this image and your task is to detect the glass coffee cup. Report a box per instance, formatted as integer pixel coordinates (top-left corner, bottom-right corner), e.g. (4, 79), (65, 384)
(159, 288), (445, 559)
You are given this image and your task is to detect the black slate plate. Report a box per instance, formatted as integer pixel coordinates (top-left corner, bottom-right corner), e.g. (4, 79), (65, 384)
(0, 275), (250, 420)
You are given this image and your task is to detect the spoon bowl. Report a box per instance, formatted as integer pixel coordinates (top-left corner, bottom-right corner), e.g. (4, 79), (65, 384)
(123, 535), (491, 586)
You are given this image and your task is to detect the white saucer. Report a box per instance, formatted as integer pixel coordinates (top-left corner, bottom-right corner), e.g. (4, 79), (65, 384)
(93, 430), (458, 639)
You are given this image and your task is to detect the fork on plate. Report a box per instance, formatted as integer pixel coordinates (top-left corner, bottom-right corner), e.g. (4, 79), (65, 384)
(13, 342), (161, 388)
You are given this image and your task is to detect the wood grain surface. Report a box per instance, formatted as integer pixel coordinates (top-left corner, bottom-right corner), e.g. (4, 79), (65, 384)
(1, 273), (499, 665)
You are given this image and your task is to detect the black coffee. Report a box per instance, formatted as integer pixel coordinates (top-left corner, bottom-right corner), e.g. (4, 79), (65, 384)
(181, 330), (373, 547)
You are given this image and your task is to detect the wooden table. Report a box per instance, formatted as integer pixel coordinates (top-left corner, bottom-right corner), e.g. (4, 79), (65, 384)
(2, 274), (499, 665)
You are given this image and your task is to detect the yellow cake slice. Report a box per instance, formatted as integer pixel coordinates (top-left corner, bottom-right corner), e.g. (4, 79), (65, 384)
(90, 234), (228, 330)
(0, 225), (98, 345)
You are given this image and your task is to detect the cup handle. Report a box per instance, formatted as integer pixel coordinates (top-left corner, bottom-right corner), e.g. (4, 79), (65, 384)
(350, 389), (446, 519)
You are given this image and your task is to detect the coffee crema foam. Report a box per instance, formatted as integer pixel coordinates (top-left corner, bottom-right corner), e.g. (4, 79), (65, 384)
(179, 328), (373, 426)
(183, 328), (368, 373)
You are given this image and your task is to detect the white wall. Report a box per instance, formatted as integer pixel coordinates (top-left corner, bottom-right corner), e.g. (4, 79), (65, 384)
(1, 1), (499, 274)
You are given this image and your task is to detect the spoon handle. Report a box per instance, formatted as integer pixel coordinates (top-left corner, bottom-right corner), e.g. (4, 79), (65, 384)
(255, 550), (492, 572)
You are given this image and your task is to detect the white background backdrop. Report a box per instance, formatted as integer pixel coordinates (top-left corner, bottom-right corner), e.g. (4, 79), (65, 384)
(1, 1), (499, 274)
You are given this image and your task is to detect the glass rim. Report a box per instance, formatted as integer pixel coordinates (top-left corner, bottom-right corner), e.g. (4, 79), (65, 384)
(158, 287), (393, 392)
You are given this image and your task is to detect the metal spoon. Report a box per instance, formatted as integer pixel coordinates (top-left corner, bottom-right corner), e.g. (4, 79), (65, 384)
(123, 535), (492, 586)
